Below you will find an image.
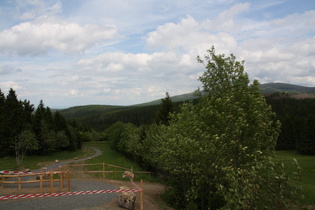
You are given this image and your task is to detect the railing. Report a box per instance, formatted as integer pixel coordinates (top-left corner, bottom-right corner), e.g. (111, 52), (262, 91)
(0, 171), (70, 193)
(62, 162), (151, 179)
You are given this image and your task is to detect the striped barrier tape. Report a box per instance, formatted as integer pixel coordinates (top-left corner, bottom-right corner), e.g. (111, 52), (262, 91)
(0, 171), (36, 175)
(65, 163), (130, 170)
(0, 188), (143, 200)
(0, 171), (66, 176)
(65, 163), (103, 166)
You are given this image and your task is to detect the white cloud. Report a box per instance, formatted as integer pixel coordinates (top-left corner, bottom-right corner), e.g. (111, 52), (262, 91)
(0, 81), (23, 92)
(146, 16), (239, 55)
(0, 16), (118, 56)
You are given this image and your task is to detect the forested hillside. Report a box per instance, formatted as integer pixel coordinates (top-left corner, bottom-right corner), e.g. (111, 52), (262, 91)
(266, 94), (315, 155)
(59, 89), (315, 155)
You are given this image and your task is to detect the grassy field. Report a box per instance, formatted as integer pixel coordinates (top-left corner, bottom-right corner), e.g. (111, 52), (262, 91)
(275, 150), (315, 205)
(0, 149), (89, 171)
(77, 141), (157, 182)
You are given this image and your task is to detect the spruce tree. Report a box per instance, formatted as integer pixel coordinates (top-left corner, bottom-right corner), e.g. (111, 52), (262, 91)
(155, 92), (175, 126)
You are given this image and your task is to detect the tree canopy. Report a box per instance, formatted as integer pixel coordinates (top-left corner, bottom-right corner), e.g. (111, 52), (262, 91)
(107, 47), (302, 209)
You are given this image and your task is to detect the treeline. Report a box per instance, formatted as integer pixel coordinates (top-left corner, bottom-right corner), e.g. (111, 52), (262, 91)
(266, 93), (315, 155)
(74, 92), (315, 155)
(0, 88), (82, 158)
(65, 100), (184, 131)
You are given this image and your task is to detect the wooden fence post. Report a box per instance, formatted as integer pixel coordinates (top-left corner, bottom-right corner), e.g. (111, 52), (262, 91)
(1, 176), (4, 189)
(18, 176), (21, 189)
(40, 173), (43, 193)
(140, 180), (143, 210)
(50, 171), (53, 193)
(67, 170), (70, 191)
(60, 172), (63, 190)
(102, 162), (105, 179)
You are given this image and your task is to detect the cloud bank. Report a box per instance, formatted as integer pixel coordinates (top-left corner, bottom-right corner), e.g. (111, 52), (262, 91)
(0, 0), (314, 108)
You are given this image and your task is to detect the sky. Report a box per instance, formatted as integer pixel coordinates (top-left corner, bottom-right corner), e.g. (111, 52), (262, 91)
(0, 0), (315, 108)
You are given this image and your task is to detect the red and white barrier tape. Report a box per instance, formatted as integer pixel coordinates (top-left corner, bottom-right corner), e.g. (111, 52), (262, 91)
(65, 163), (102, 167)
(0, 188), (143, 200)
(0, 171), (36, 175)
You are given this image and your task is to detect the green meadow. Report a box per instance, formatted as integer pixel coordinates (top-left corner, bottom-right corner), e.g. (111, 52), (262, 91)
(275, 151), (315, 205)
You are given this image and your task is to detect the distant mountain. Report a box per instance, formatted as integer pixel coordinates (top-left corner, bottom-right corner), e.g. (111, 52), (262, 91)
(260, 83), (315, 94)
(59, 104), (128, 118)
(133, 92), (199, 107)
(60, 83), (315, 119)
(134, 83), (315, 107)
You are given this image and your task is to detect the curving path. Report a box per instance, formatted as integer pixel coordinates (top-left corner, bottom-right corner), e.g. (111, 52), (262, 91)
(35, 147), (103, 172)
(0, 148), (117, 210)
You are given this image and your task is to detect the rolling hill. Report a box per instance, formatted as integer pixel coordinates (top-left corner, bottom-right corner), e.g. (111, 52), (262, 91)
(59, 83), (315, 124)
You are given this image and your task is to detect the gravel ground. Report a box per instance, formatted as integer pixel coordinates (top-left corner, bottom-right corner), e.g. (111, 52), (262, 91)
(0, 148), (118, 210)
(0, 180), (117, 210)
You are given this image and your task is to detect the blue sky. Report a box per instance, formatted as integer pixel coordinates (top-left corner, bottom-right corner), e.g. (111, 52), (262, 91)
(0, 0), (314, 108)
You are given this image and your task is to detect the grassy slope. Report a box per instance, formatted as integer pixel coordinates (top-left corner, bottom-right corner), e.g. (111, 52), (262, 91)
(275, 151), (315, 205)
(80, 141), (157, 182)
(0, 149), (87, 171)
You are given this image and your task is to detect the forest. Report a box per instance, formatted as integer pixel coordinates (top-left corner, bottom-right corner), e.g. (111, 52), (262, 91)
(0, 88), (82, 162)
(61, 93), (315, 156)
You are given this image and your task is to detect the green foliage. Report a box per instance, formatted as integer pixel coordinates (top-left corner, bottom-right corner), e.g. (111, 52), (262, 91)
(266, 96), (315, 154)
(112, 47), (302, 209)
(219, 158), (303, 209)
(15, 129), (38, 165)
(0, 88), (83, 160)
(155, 92), (175, 126)
(275, 151), (315, 205)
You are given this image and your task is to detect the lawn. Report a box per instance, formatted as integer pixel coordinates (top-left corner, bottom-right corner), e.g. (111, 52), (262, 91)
(275, 150), (315, 205)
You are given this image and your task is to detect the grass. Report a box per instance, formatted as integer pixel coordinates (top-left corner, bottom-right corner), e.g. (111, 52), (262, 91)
(76, 141), (158, 182)
(275, 150), (315, 205)
(0, 149), (88, 171)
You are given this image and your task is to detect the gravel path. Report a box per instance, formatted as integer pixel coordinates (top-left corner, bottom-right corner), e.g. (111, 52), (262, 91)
(0, 148), (118, 210)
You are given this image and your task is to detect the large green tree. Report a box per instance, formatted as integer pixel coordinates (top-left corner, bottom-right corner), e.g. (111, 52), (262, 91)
(150, 47), (301, 209)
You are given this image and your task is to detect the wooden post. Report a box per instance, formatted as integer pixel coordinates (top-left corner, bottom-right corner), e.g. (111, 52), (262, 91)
(18, 176), (21, 189)
(50, 171), (53, 193)
(67, 170), (70, 191)
(102, 162), (105, 179)
(140, 180), (143, 210)
(60, 172), (63, 190)
(40, 173), (43, 193)
(1, 176), (4, 189)
(114, 169), (116, 180)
